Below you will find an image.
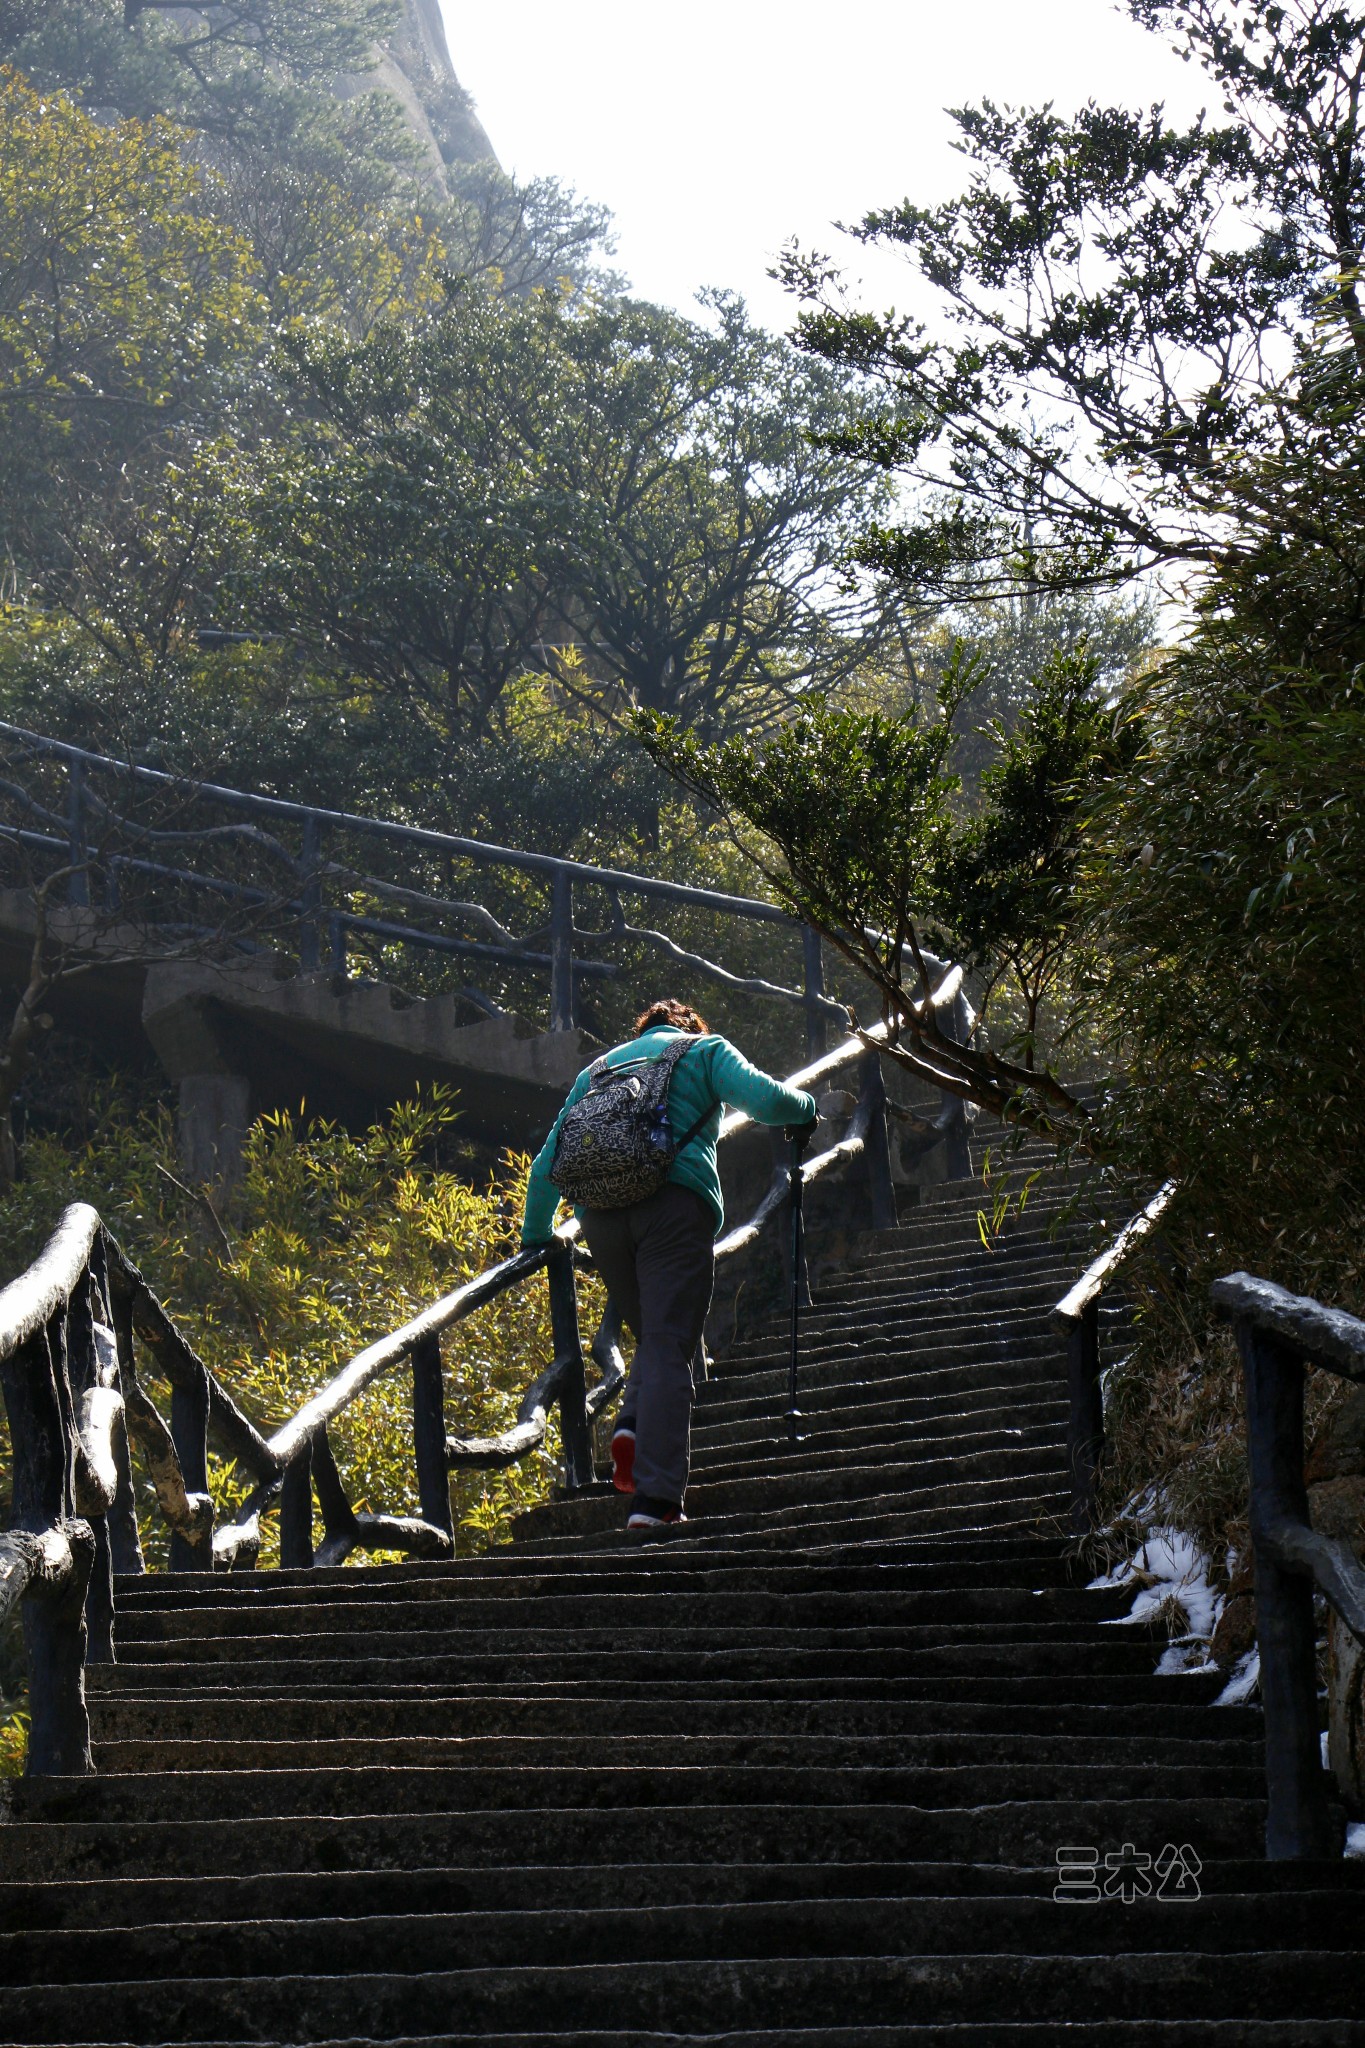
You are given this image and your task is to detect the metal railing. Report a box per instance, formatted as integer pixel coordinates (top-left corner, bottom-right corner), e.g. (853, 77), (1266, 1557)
(0, 720), (846, 1052)
(1211, 1272), (1365, 1859)
(0, 1025), (899, 1777)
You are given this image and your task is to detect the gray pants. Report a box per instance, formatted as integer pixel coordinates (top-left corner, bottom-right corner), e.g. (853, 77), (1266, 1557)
(580, 1182), (715, 1508)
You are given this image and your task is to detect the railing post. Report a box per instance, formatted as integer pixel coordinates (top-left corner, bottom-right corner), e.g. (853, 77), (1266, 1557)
(1235, 1317), (1339, 1859)
(549, 868), (575, 1032)
(0, 1325), (94, 1775)
(66, 760), (89, 908)
(279, 1444), (315, 1569)
(410, 1333), (455, 1544)
(857, 1049), (897, 1231)
(310, 1425), (357, 1560)
(107, 1286), (144, 1577)
(168, 1365), (212, 1572)
(938, 989), (974, 1181)
(547, 1246), (593, 1489)
(802, 925), (828, 1063)
(299, 813), (322, 971)
(1065, 1299), (1104, 1537)
(67, 1274), (115, 1665)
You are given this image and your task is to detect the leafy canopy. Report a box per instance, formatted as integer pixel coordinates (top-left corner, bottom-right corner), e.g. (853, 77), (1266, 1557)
(638, 647), (1133, 1136)
(217, 286), (896, 743)
(782, 0), (1365, 598)
(1080, 345), (1365, 1296)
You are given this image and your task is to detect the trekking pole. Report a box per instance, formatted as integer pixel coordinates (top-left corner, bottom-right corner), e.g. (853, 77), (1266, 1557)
(786, 1120), (812, 1444)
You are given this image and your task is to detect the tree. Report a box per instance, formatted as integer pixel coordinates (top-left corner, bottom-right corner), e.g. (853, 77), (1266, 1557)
(0, 67), (264, 579)
(449, 162), (626, 299)
(223, 287), (896, 753)
(637, 646), (1134, 1140)
(859, 582), (1155, 795)
(0, 1086), (569, 1561)
(781, 0), (1365, 600)
(1079, 341), (1365, 1294)
(2, 4), (619, 318)
(539, 294), (898, 739)
(4, 3), (400, 143)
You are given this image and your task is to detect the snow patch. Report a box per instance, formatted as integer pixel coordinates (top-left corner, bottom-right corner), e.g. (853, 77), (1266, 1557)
(1215, 1649), (1260, 1705)
(1345, 1822), (1365, 1859)
(1093, 1526), (1223, 1656)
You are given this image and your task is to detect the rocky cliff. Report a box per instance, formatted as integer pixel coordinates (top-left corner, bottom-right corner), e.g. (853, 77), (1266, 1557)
(337, 0), (500, 183)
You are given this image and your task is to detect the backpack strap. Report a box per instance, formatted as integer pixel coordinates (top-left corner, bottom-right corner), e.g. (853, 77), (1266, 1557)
(655, 1035), (719, 1155)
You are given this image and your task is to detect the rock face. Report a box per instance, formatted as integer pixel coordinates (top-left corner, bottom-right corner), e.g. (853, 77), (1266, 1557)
(336, 0), (499, 182)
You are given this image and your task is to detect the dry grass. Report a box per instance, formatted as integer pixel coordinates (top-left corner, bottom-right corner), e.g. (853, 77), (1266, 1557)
(1095, 1258), (1352, 1590)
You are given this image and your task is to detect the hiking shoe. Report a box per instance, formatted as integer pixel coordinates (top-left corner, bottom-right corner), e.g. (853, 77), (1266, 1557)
(610, 1427), (636, 1494)
(627, 1494), (686, 1530)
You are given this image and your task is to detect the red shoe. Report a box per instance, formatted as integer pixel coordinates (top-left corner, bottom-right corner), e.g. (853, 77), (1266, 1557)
(611, 1427), (636, 1494)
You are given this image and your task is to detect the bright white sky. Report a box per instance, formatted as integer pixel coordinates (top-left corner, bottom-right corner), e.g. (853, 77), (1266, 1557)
(438, 0), (1212, 330)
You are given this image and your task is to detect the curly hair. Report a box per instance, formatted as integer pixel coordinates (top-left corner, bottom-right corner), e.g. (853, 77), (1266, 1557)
(634, 997), (708, 1036)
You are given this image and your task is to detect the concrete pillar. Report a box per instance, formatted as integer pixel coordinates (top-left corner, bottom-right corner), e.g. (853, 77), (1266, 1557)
(177, 1073), (251, 1189)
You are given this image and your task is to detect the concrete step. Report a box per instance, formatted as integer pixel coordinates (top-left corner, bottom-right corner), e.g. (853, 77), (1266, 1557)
(2, 1135), (1334, 2046)
(110, 1534), (1076, 1606)
(689, 1417), (1068, 1484)
(86, 1693), (1261, 1743)
(0, 1794), (1268, 1885)
(720, 1320), (1061, 1373)
(80, 1672), (1242, 1710)
(90, 1628), (1173, 1696)
(111, 1584), (1130, 1645)
(9, 1760), (1269, 1827)
(3, 1855), (1338, 1937)
(55, 2026), (1359, 2048)
(508, 1473), (1074, 1548)
(85, 1729), (1259, 1777)
(4, 1889), (1360, 1989)
(694, 1352), (1068, 1416)
(6, 1945), (1359, 2041)
(690, 1381), (1067, 1446)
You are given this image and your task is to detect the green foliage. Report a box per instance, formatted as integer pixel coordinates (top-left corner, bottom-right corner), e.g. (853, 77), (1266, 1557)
(638, 645), (1128, 1118)
(0, 3), (616, 322)
(1081, 359), (1365, 1301)
(0, 1088), (571, 1562)
(781, 0), (1365, 599)
(3, 3), (404, 161)
(867, 588), (1156, 795)
(214, 286), (895, 745)
(0, 1704), (27, 1778)
(0, 67), (264, 564)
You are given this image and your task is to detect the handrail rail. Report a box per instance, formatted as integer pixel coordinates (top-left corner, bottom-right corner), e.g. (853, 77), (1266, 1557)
(1211, 1271), (1365, 1860)
(1052, 1180), (1178, 1537)
(266, 1244), (556, 1470)
(1053, 1181), (1177, 1327)
(0, 718), (856, 1044)
(0, 1019), (914, 1777)
(0, 718), (797, 925)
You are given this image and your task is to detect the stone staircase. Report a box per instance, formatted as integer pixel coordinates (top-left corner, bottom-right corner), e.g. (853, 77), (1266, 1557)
(1, 1161), (1362, 2044)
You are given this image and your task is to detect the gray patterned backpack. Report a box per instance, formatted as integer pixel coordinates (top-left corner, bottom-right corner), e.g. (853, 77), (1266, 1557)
(549, 1035), (714, 1210)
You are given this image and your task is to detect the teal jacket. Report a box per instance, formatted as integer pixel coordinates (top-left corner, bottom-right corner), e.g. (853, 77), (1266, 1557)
(521, 1026), (817, 1242)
